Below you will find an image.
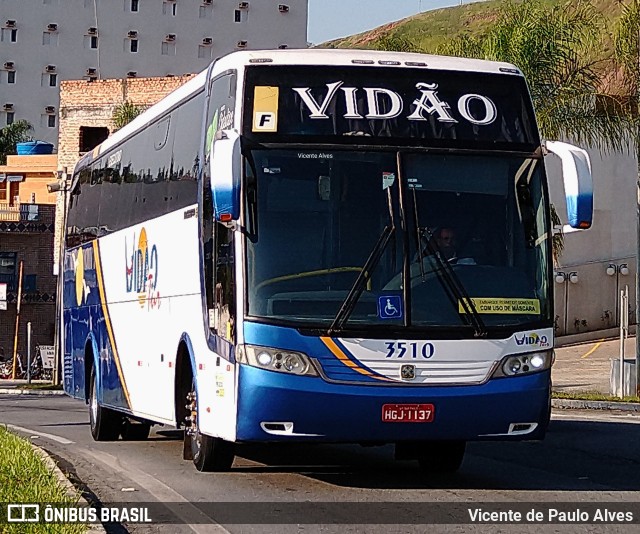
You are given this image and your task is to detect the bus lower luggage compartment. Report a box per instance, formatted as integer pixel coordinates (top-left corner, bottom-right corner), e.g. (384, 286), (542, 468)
(236, 365), (550, 442)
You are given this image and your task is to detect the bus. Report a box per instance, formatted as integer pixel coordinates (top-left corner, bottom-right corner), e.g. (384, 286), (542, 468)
(62, 49), (593, 473)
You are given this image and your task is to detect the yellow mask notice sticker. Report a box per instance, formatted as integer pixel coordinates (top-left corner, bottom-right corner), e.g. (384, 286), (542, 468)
(458, 298), (540, 314)
(253, 86), (279, 132)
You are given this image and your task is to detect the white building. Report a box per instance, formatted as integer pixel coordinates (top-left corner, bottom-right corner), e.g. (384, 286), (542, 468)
(0, 0), (308, 146)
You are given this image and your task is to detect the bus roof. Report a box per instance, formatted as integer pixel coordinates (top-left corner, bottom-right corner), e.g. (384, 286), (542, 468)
(215, 48), (522, 77)
(81, 49), (523, 171)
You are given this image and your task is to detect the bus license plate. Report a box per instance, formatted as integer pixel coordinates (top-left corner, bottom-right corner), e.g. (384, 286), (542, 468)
(382, 404), (435, 423)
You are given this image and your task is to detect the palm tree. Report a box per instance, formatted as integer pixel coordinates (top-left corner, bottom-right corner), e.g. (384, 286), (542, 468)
(433, 0), (631, 265)
(0, 120), (33, 165)
(111, 101), (144, 131)
(438, 0), (628, 152)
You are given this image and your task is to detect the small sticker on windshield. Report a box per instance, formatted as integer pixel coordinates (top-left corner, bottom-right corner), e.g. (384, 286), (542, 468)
(378, 295), (403, 320)
(382, 172), (396, 190)
(458, 298), (540, 314)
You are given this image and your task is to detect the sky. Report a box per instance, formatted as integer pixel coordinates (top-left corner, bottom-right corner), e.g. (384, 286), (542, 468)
(307, 0), (464, 45)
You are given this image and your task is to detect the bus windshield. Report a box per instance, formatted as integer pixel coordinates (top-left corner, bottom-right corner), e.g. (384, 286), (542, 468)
(244, 148), (551, 332)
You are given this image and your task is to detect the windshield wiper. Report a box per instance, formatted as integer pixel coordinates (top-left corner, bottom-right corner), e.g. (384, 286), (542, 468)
(418, 224), (487, 337)
(329, 186), (396, 334)
(329, 224), (395, 334)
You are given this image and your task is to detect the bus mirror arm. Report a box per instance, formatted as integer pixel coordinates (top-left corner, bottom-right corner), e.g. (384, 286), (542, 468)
(544, 140), (593, 230)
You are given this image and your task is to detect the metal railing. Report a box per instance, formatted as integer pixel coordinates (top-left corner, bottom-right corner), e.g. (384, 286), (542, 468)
(0, 202), (55, 225)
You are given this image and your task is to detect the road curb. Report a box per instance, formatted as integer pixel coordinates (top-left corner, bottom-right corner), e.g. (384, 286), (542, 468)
(31, 445), (105, 534)
(0, 388), (65, 395)
(552, 398), (640, 412)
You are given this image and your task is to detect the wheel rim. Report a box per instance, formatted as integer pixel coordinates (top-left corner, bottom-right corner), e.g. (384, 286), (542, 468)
(188, 387), (201, 457)
(90, 376), (98, 424)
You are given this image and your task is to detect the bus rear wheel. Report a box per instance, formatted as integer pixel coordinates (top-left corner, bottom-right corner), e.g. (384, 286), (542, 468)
(417, 441), (466, 474)
(185, 387), (234, 472)
(89, 367), (122, 441)
(120, 419), (151, 441)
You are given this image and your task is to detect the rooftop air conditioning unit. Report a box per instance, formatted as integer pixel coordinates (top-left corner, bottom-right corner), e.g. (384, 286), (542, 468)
(5, 20), (16, 28)
(202, 37), (212, 45)
(237, 40), (247, 48)
(86, 67), (97, 76)
(3, 61), (14, 70)
(3, 103), (14, 111)
(45, 106), (55, 114)
(128, 30), (138, 38)
(203, 0), (212, 4)
(47, 23), (58, 32)
(238, 2), (249, 9)
(278, 4), (289, 13)
(45, 64), (56, 73)
(88, 27), (97, 36)
(127, 71), (137, 78)
(165, 34), (176, 42)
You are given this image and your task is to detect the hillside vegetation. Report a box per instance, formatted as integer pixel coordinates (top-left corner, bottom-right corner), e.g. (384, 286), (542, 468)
(321, 0), (624, 68)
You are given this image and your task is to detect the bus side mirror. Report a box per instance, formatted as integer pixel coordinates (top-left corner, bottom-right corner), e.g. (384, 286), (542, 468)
(545, 140), (593, 230)
(211, 129), (241, 221)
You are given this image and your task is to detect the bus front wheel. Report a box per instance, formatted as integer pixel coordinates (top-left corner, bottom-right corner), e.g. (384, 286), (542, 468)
(417, 441), (466, 474)
(186, 386), (234, 472)
(89, 367), (122, 441)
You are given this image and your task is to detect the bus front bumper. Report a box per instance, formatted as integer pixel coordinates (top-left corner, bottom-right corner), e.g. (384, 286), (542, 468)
(236, 365), (551, 443)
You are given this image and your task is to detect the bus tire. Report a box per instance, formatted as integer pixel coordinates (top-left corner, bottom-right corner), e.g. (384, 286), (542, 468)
(417, 441), (466, 474)
(191, 432), (235, 472)
(89, 367), (122, 441)
(120, 419), (151, 441)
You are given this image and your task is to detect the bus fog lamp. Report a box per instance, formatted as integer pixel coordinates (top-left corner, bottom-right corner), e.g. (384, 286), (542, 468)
(257, 351), (273, 366)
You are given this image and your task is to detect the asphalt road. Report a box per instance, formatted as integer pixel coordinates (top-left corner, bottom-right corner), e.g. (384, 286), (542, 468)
(1, 394), (640, 533)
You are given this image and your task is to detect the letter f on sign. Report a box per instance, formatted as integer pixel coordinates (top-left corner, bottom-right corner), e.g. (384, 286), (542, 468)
(253, 112), (277, 131)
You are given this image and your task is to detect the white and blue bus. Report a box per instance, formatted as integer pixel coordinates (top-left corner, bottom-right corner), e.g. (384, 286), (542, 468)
(62, 49), (593, 472)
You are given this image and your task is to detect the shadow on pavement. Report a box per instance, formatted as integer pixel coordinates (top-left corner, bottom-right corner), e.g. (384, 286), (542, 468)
(231, 418), (640, 491)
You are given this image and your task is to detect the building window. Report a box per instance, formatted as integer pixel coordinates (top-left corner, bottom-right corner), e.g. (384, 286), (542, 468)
(43, 32), (58, 46)
(131, 0), (139, 12)
(163, 1), (177, 16)
(161, 41), (176, 56)
(0, 253), (17, 291)
(80, 126), (109, 153)
(1, 28), (18, 42)
(47, 114), (56, 128)
(7, 71), (15, 84)
(6, 112), (14, 125)
(234, 10), (242, 23)
(130, 39), (138, 53)
(90, 35), (98, 49)
(198, 45), (212, 60)
(49, 73), (57, 87)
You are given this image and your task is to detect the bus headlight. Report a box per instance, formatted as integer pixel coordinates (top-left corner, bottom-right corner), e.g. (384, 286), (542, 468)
(492, 350), (553, 378)
(236, 345), (318, 377)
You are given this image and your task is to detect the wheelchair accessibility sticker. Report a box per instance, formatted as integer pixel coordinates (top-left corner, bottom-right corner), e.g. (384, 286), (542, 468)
(378, 295), (403, 320)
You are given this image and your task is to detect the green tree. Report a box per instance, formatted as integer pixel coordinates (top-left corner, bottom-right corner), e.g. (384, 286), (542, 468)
(0, 120), (33, 165)
(111, 101), (144, 131)
(439, 0), (628, 152)
(436, 0), (631, 264)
